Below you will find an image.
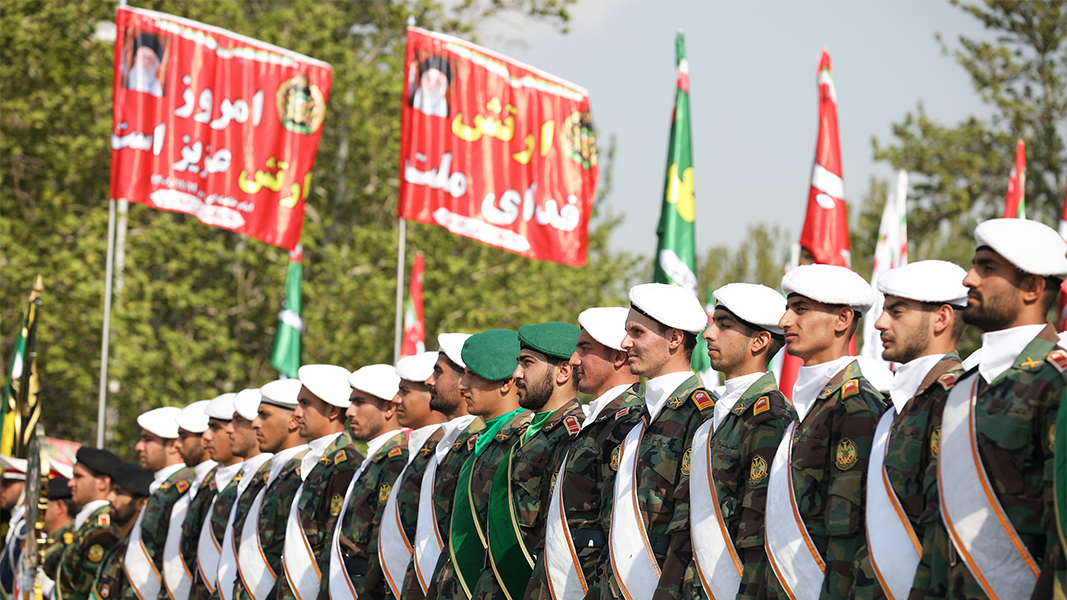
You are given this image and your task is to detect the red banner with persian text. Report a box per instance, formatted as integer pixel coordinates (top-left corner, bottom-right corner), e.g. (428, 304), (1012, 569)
(109, 6), (332, 251)
(397, 28), (598, 266)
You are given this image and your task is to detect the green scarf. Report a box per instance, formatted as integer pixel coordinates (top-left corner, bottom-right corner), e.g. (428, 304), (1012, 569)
(523, 407), (557, 442)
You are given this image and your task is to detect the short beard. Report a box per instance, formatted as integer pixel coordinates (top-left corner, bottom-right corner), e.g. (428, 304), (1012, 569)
(963, 288), (1019, 332)
(518, 370), (554, 411)
(882, 314), (932, 364)
(429, 387), (461, 415)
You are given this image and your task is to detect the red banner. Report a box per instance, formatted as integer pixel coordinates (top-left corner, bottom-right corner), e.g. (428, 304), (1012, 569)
(109, 6), (332, 251)
(401, 251), (426, 358)
(397, 28), (598, 266)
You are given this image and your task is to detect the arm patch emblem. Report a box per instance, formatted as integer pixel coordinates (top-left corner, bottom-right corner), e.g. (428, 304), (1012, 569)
(98, 513), (110, 527)
(753, 396), (770, 415)
(842, 379), (859, 398)
(836, 438), (858, 470)
(1048, 349), (1067, 372)
(388, 447), (403, 458)
(681, 449), (691, 476)
(691, 390), (715, 411)
(334, 450), (347, 463)
(87, 544), (105, 563)
(176, 480), (189, 494)
(749, 455), (768, 485)
(378, 483), (392, 505)
(610, 446), (621, 472)
(938, 372), (958, 389)
(330, 493), (344, 516)
(564, 415), (581, 434)
(615, 407), (630, 420)
(930, 427), (941, 459)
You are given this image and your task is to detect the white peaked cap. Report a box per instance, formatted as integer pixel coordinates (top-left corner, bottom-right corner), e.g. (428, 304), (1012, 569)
(438, 333), (472, 369)
(234, 388), (262, 421)
(349, 364), (402, 402)
(137, 406), (182, 440)
(204, 392), (237, 421)
(0, 455), (27, 481)
(396, 352), (438, 383)
(856, 357), (895, 394)
(975, 218), (1067, 278)
(628, 283), (708, 335)
(712, 283), (787, 335)
(877, 260), (969, 307)
(260, 379), (302, 408)
(781, 264), (875, 313)
(577, 307), (629, 351)
(298, 364), (353, 408)
(176, 400), (211, 434)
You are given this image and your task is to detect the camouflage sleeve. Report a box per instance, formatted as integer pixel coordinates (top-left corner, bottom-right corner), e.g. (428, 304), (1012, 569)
(361, 452), (410, 599)
(61, 526), (119, 600)
(820, 389), (883, 600)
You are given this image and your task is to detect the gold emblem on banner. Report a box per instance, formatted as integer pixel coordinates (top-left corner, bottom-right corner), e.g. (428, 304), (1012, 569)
(277, 74), (326, 135)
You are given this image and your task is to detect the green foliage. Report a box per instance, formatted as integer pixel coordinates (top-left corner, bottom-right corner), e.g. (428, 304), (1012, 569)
(698, 223), (793, 295)
(0, 0), (634, 460)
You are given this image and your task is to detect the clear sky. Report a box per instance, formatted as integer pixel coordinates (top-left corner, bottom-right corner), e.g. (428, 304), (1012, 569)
(478, 0), (993, 257)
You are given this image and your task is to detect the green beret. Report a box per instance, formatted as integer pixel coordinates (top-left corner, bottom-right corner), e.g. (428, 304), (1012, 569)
(518, 322), (580, 360)
(461, 329), (520, 381)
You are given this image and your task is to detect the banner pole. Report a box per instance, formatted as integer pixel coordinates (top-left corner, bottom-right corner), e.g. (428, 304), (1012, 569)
(97, 199), (117, 447)
(394, 218), (407, 364)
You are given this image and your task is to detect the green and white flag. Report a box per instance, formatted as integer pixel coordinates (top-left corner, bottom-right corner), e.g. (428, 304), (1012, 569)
(653, 32), (710, 374)
(271, 246), (303, 378)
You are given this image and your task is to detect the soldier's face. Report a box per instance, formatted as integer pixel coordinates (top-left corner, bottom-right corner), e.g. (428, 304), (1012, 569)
(44, 499), (68, 535)
(780, 295), (849, 364)
(295, 391), (337, 440)
(396, 379), (434, 429)
(135, 429), (168, 472)
(874, 295), (933, 363)
(427, 355), (464, 415)
(962, 249), (1026, 332)
(229, 415), (259, 458)
(203, 418), (235, 464)
(570, 331), (613, 396)
(621, 309), (673, 378)
(70, 462), (108, 506)
(346, 390), (390, 442)
(176, 429), (206, 467)
(460, 370), (503, 418)
(703, 308), (754, 375)
(254, 404), (296, 453)
(515, 349), (555, 411)
(0, 480), (24, 511)
(107, 487), (143, 529)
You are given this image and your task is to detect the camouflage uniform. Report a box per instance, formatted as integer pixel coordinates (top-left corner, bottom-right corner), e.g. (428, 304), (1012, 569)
(764, 360), (887, 600)
(195, 469), (242, 600)
(525, 386), (644, 600)
(229, 460), (272, 552)
(924, 326), (1065, 599)
(846, 352), (961, 600)
(429, 410), (532, 600)
(182, 469), (218, 600)
(42, 522), (76, 580)
(121, 466), (195, 600)
(336, 432), (409, 600)
(274, 433), (361, 600)
(232, 449), (307, 600)
(474, 400), (586, 600)
(681, 371), (797, 600)
(91, 534), (130, 600)
(379, 428), (442, 600)
(401, 419), (485, 600)
(601, 375), (716, 600)
(55, 504), (121, 600)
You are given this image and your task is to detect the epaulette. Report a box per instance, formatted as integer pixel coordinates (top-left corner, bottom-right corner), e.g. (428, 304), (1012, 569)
(176, 480), (189, 494)
(1048, 348), (1067, 373)
(564, 415), (581, 434)
(691, 389), (715, 412)
(752, 395), (770, 416)
(938, 372), (959, 390)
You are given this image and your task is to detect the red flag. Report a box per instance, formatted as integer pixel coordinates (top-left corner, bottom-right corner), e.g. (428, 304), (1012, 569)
(1003, 140), (1026, 219)
(396, 28), (598, 266)
(1058, 181), (1067, 332)
(109, 6), (332, 250)
(401, 252), (426, 357)
(798, 49), (851, 268)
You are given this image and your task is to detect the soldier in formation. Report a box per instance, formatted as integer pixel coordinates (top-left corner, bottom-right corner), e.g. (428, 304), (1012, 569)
(3, 216), (1065, 600)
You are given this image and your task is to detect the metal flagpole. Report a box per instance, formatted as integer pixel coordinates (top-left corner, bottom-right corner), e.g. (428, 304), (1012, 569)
(394, 218), (407, 364)
(97, 200), (117, 447)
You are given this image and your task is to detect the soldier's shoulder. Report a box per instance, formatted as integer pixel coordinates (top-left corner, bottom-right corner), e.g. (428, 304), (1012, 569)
(742, 390), (796, 425)
(1045, 346), (1067, 377)
(827, 375), (885, 415)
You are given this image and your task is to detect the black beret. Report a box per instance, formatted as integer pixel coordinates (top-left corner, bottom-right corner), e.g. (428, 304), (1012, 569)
(47, 477), (71, 500)
(75, 447), (122, 477)
(111, 463), (152, 498)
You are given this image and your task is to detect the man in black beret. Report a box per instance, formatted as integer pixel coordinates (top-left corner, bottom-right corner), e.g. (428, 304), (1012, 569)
(41, 477), (76, 598)
(92, 463), (151, 600)
(54, 448), (122, 600)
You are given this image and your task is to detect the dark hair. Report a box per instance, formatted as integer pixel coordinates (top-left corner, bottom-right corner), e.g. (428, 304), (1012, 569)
(1043, 276), (1062, 314)
(62, 499), (78, 519)
(920, 302), (967, 340)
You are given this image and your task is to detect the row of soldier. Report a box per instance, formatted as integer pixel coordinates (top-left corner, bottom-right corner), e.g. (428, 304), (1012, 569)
(0, 216), (1064, 600)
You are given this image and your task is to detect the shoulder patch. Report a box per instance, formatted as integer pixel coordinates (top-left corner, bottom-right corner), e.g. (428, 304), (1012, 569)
(98, 513), (110, 527)
(329, 493), (344, 516)
(842, 379), (860, 398)
(388, 447), (403, 458)
(63, 532), (74, 545)
(564, 415), (581, 434)
(836, 438), (858, 470)
(176, 480), (189, 494)
(938, 372), (958, 389)
(615, 407), (631, 421)
(334, 450), (346, 463)
(691, 390), (715, 411)
(749, 455), (768, 485)
(1048, 349), (1067, 373)
(753, 396), (770, 416)
(681, 448), (691, 475)
(468, 434), (478, 451)
(378, 483), (392, 505)
(87, 544), (105, 563)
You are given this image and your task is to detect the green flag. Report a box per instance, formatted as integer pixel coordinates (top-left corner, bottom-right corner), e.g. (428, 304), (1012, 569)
(653, 32), (710, 373)
(271, 247), (304, 378)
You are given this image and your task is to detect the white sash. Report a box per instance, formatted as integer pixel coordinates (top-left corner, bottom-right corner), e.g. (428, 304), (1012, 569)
(124, 507), (162, 600)
(412, 415), (477, 593)
(865, 410), (921, 600)
(939, 375), (1040, 599)
(377, 425), (441, 599)
(543, 449), (586, 600)
(237, 487), (275, 600)
(608, 421), (660, 600)
(765, 423), (825, 600)
(196, 497), (222, 594)
(282, 483), (321, 600)
(690, 419), (743, 600)
(161, 492), (194, 600)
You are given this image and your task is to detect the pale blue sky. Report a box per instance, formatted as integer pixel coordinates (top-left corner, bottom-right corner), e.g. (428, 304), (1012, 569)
(479, 0), (993, 257)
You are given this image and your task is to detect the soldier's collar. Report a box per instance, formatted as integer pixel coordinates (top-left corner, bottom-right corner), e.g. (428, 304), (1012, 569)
(793, 356), (854, 422)
(644, 371), (696, 420)
(977, 323), (1049, 385)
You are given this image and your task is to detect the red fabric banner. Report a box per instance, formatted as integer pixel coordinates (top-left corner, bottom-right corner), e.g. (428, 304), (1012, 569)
(1002, 139), (1026, 218)
(109, 6), (332, 251)
(401, 252), (426, 358)
(397, 28), (598, 266)
(798, 48), (850, 268)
